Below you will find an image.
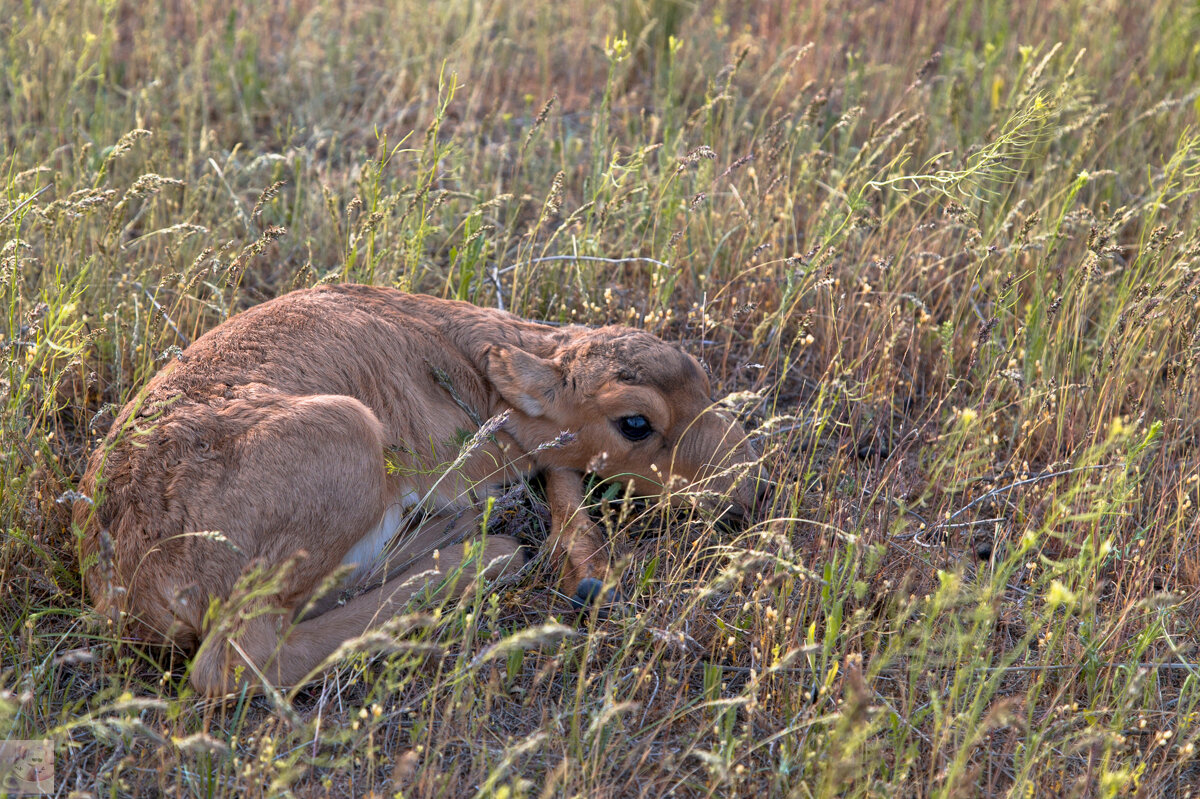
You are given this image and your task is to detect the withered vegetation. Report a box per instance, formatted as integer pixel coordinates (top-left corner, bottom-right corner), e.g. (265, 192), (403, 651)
(3, 1), (1200, 796)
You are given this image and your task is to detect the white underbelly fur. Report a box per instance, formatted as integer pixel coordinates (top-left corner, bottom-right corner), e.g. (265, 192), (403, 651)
(339, 492), (422, 584)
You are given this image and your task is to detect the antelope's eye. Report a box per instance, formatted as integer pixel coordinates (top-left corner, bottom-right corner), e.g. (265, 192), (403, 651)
(617, 415), (653, 442)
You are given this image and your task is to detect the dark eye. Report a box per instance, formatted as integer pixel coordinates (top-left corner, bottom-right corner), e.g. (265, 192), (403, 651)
(617, 415), (653, 442)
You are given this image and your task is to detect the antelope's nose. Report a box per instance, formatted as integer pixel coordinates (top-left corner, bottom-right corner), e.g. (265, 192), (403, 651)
(715, 465), (771, 523)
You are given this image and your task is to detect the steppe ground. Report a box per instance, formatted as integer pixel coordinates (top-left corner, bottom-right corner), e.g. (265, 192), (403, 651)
(4, 1), (1200, 796)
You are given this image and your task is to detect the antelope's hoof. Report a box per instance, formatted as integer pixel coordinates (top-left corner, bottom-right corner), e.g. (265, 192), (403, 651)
(571, 578), (622, 616)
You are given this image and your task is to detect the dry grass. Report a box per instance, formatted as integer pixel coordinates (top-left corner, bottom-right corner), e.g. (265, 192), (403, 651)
(4, 0), (1200, 796)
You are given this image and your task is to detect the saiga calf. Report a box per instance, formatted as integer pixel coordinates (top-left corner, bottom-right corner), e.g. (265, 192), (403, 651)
(74, 284), (762, 696)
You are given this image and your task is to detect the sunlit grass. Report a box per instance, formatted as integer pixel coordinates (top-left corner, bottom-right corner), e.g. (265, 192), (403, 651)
(3, 0), (1200, 795)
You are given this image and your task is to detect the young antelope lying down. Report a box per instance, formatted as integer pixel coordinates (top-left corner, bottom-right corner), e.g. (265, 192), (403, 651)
(74, 284), (764, 696)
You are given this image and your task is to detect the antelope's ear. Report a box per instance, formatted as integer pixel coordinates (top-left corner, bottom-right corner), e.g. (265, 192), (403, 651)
(485, 347), (562, 417)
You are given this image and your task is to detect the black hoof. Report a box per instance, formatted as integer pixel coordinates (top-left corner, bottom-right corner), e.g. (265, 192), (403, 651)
(572, 577), (604, 608)
(571, 578), (622, 615)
